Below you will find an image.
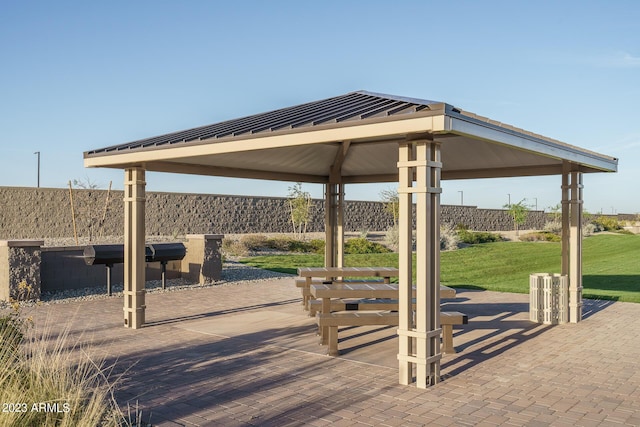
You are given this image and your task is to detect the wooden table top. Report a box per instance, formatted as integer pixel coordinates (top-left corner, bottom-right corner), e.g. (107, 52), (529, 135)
(297, 266), (399, 278)
(310, 283), (456, 299)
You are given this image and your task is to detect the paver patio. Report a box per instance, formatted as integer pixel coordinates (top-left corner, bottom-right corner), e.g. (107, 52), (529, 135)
(20, 277), (640, 426)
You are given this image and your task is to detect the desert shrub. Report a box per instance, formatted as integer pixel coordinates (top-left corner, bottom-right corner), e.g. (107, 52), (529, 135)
(240, 234), (269, 250)
(307, 239), (326, 253)
(278, 238), (312, 253)
(543, 221), (563, 234)
(262, 236), (323, 253)
(384, 225), (399, 251)
(457, 229), (502, 244)
(519, 231), (561, 242)
(0, 315), (24, 366)
(593, 216), (622, 231)
(1, 311), (125, 426)
(344, 238), (391, 254)
(440, 224), (460, 251)
(583, 223), (597, 237)
(222, 238), (249, 257)
(262, 236), (290, 251)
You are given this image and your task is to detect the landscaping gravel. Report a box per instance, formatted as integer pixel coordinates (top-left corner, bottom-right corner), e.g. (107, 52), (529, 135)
(1, 261), (294, 310)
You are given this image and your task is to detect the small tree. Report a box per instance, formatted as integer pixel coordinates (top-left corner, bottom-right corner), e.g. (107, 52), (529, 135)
(379, 188), (399, 226)
(504, 199), (530, 236)
(69, 177), (111, 242)
(287, 182), (312, 239)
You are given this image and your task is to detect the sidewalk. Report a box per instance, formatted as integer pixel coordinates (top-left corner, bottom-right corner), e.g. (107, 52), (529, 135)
(22, 278), (640, 426)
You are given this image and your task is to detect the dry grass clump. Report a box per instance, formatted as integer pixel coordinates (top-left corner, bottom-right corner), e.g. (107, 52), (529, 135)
(0, 296), (139, 426)
(222, 234), (325, 257)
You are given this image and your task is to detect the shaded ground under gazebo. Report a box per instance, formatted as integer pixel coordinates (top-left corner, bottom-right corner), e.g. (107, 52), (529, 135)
(84, 90), (617, 388)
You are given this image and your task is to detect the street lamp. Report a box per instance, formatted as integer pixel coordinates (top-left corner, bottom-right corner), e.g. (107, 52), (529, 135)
(458, 190), (463, 206)
(34, 151), (40, 188)
(507, 193), (511, 206)
(533, 197), (538, 211)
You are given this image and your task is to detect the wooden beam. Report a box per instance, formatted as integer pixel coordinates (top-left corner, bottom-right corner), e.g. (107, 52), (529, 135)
(145, 161), (329, 184)
(329, 141), (351, 183)
(442, 164), (565, 180)
(84, 115), (441, 168)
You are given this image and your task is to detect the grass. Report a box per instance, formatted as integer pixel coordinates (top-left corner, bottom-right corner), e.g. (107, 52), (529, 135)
(241, 233), (640, 303)
(0, 309), (146, 426)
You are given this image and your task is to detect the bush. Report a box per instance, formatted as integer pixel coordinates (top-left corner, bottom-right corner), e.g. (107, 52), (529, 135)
(583, 223), (597, 237)
(457, 230), (502, 244)
(0, 316), (125, 426)
(222, 238), (249, 257)
(593, 216), (622, 231)
(307, 239), (326, 254)
(440, 224), (460, 251)
(543, 221), (562, 234)
(344, 238), (391, 254)
(0, 315), (24, 366)
(384, 225), (399, 251)
(240, 234), (269, 250)
(519, 231), (561, 242)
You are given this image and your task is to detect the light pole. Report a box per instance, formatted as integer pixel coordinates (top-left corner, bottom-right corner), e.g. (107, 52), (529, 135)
(533, 197), (538, 211)
(34, 151), (40, 188)
(507, 193), (511, 206)
(458, 190), (463, 206)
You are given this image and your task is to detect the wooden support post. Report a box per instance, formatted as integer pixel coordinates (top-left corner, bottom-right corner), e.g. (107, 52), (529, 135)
(337, 183), (344, 269)
(123, 168), (146, 329)
(397, 142), (413, 385)
(396, 139), (442, 388)
(324, 184), (336, 268)
(324, 183), (344, 268)
(569, 170), (583, 323)
(561, 161), (583, 323)
(415, 139), (442, 387)
(561, 162), (570, 277)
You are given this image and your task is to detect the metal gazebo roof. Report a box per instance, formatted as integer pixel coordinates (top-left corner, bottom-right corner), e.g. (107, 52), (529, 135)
(84, 91), (618, 180)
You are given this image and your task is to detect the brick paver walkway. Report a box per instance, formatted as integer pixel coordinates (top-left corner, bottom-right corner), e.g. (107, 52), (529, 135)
(19, 278), (640, 426)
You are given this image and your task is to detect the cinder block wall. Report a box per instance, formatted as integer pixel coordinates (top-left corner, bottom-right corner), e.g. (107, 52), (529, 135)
(0, 240), (43, 300)
(0, 186), (558, 239)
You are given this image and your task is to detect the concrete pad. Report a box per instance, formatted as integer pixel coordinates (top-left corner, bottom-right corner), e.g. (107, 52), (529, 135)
(19, 277), (640, 427)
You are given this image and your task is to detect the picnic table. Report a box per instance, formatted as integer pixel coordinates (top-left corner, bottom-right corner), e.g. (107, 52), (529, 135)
(297, 266), (400, 309)
(310, 282), (456, 345)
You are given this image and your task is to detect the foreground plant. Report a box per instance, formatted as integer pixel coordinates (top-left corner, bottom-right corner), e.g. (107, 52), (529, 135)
(0, 294), (135, 426)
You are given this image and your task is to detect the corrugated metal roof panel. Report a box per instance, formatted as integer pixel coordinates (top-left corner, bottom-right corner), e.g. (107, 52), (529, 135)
(85, 91), (440, 156)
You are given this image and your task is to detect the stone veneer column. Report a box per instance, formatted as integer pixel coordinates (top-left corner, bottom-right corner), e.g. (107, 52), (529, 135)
(0, 239), (44, 301)
(181, 234), (223, 284)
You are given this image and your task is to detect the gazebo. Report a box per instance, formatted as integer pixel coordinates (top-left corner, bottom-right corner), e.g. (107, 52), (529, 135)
(84, 91), (618, 388)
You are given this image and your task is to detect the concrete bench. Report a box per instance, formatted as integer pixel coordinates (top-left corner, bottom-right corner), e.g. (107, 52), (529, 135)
(316, 310), (467, 356)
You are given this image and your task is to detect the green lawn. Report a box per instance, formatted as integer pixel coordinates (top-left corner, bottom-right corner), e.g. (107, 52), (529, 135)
(240, 233), (640, 303)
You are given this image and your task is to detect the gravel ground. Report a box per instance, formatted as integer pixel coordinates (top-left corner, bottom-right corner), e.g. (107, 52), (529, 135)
(0, 261), (294, 310)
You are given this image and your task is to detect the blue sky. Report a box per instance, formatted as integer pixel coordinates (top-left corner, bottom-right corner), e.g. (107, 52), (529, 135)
(1, 1), (638, 214)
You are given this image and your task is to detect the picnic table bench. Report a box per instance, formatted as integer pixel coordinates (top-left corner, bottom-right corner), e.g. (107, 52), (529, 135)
(310, 283), (466, 355)
(307, 284), (457, 316)
(316, 310), (467, 356)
